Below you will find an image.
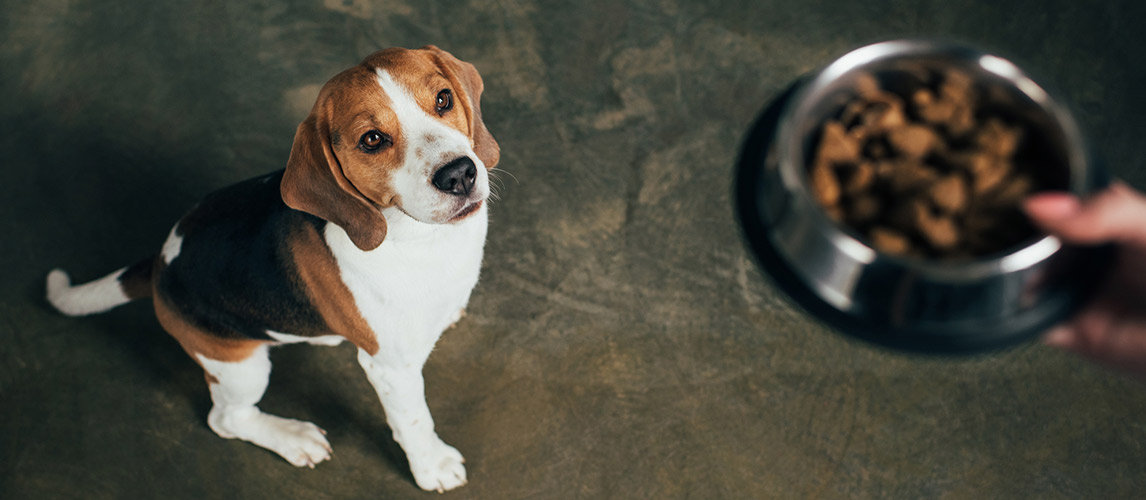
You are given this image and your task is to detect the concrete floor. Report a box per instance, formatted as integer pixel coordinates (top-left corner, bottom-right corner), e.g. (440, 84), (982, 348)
(3, 1), (1146, 498)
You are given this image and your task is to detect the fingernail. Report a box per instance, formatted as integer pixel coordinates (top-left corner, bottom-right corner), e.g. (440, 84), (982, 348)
(1023, 193), (1081, 221)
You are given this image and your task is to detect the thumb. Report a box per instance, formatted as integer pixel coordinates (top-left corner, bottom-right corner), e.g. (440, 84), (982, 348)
(1023, 182), (1146, 248)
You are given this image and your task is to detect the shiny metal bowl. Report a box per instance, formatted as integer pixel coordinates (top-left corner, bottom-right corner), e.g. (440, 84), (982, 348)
(735, 40), (1112, 354)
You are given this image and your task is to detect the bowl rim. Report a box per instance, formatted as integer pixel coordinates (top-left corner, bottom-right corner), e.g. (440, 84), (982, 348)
(774, 38), (1093, 282)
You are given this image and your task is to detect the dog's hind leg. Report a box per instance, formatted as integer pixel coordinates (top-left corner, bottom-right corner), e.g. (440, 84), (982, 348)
(153, 297), (332, 468)
(199, 344), (332, 468)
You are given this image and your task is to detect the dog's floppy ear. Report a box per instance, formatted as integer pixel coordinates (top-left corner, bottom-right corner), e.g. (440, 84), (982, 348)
(281, 101), (387, 251)
(423, 45), (500, 169)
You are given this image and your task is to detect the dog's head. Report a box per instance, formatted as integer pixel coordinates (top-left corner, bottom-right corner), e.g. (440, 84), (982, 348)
(281, 46), (499, 251)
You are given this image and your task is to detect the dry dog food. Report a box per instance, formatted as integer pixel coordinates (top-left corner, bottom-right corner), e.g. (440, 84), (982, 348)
(808, 66), (1057, 259)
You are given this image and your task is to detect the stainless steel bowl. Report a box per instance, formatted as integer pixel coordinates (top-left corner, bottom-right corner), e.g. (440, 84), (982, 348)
(735, 40), (1113, 354)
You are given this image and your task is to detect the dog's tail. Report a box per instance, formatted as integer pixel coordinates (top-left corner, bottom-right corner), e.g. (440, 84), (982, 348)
(46, 256), (156, 316)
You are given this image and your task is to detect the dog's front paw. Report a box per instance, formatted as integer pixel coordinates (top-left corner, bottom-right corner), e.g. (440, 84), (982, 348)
(409, 438), (467, 493)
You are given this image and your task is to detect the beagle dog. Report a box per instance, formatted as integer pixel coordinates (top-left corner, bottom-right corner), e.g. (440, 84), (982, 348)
(44, 45), (498, 493)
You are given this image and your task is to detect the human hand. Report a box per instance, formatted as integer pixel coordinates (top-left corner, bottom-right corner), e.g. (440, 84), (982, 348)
(1023, 182), (1146, 377)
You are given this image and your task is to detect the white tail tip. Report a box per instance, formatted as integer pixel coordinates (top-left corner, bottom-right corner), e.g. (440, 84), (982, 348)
(46, 268), (71, 296)
(46, 267), (133, 316)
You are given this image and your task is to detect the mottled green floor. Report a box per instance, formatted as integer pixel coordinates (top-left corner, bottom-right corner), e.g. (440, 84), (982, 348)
(3, 1), (1146, 498)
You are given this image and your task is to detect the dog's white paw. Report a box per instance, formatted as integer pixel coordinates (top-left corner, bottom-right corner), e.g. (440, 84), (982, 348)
(409, 438), (467, 493)
(210, 409), (332, 468)
(259, 416), (333, 468)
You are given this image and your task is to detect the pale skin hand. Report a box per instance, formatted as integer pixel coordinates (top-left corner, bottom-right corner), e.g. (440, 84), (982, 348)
(1023, 182), (1146, 377)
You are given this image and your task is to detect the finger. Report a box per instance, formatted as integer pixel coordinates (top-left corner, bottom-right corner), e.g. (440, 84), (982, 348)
(1052, 300), (1146, 378)
(1067, 302), (1117, 358)
(1023, 193), (1081, 221)
(1023, 183), (1146, 248)
(1042, 324), (1077, 349)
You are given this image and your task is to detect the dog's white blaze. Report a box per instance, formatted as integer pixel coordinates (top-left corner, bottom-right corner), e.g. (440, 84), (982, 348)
(161, 224), (184, 264)
(374, 68), (489, 223)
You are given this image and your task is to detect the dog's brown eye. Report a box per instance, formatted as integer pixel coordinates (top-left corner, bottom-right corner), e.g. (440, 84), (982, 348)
(359, 130), (388, 152)
(435, 89), (453, 114)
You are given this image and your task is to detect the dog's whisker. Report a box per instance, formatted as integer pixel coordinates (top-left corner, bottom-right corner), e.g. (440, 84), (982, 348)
(489, 167), (520, 186)
(488, 170), (513, 195)
(488, 175), (507, 194)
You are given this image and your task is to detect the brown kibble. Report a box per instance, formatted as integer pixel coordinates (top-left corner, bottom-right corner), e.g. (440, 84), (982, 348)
(912, 89), (955, 125)
(874, 160), (896, 178)
(817, 120), (861, 164)
(968, 153), (994, 175)
(844, 161), (876, 195)
(977, 118), (1022, 158)
(912, 88), (934, 108)
(886, 160), (939, 193)
(810, 161), (841, 207)
(914, 75), (975, 137)
(913, 201), (959, 249)
(969, 155), (1009, 194)
(887, 124), (940, 159)
(808, 65), (1050, 260)
(869, 227), (911, 255)
(841, 100), (869, 129)
(940, 68), (974, 102)
(854, 72), (881, 99)
(985, 174), (1033, 207)
(946, 103), (975, 137)
(843, 95), (907, 137)
(930, 175), (968, 213)
(917, 99), (957, 125)
(866, 100), (907, 130)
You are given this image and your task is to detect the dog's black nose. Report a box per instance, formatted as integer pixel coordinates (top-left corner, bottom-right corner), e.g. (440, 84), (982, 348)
(432, 157), (477, 196)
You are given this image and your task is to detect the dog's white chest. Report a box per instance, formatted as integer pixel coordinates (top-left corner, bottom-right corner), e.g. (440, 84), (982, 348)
(326, 205), (487, 363)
